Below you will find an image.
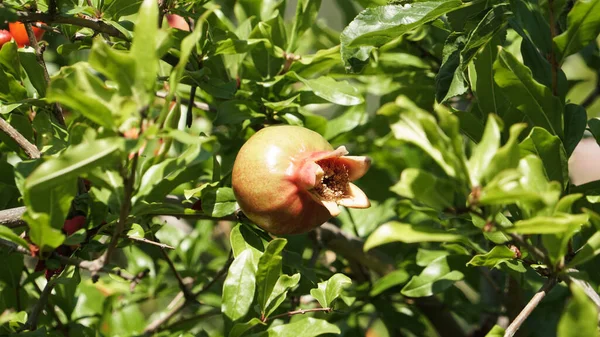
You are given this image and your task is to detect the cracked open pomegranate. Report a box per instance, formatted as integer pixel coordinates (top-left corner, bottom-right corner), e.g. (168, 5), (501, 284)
(232, 125), (371, 235)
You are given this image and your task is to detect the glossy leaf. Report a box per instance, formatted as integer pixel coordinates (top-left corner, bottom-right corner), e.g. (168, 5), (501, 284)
(256, 238), (286, 313)
(265, 273), (301, 317)
(557, 283), (599, 337)
(365, 222), (462, 251)
(554, 0), (600, 63)
(340, 1), (462, 72)
(567, 209), (600, 268)
(257, 317), (340, 337)
(290, 73), (364, 106)
(310, 273), (352, 308)
(509, 213), (589, 234)
(494, 48), (563, 137)
(519, 127), (568, 189)
(467, 245), (517, 269)
(401, 255), (467, 297)
(391, 168), (456, 210)
(222, 249), (257, 321)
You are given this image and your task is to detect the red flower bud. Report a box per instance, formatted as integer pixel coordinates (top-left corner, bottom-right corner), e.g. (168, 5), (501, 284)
(232, 125), (370, 235)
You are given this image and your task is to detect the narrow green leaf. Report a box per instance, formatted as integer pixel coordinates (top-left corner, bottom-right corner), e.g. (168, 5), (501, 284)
(130, 0), (159, 93)
(401, 255), (467, 297)
(554, 0), (600, 63)
(256, 239), (287, 313)
(0, 226), (29, 250)
(265, 273), (301, 317)
(468, 116), (501, 186)
(557, 283), (599, 337)
(494, 48), (563, 137)
(519, 127), (568, 189)
(261, 317), (340, 337)
(467, 245), (517, 269)
(391, 168), (456, 210)
(567, 209), (600, 268)
(289, 73), (364, 106)
(288, 0), (322, 52)
(509, 214), (589, 234)
(365, 222), (462, 251)
(484, 325), (505, 337)
(229, 318), (265, 337)
(222, 249), (257, 321)
(369, 270), (410, 297)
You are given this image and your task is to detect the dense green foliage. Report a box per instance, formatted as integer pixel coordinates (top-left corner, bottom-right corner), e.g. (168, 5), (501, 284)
(0, 0), (600, 336)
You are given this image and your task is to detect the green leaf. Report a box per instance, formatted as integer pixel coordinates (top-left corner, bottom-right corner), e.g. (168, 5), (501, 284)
(436, 33), (468, 103)
(484, 325), (505, 337)
(310, 273), (352, 308)
(519, 127), (568, 189)
(25, 138), (124, 193)
(288, 0), (322, 52)
(256, 238), (286, 314)
(563, 104), (587, 157)
(264, 273), (301, 317)
(509, 213), (589, 234)
(401, 255), (467, 297)
(557, 283), (599, 337)
(554, 0), (600, 64)
(88, 38), (136, 97)
(229, 318), (265, 337)
(324, 105), (367, 140)
(364, 222), (462, 251)
(391, 168), (456, 210)
(222, 249), (257, 321)
(588, 118), (600, 147)
(130, 0), (159, 94)
(289, 73), (364, 106)
(215, 100), (264, 125)
(468, 115), (501, 186)
(258, 317), (340, 337)
(494, 48), (563, 137)
(201, 186), (238, 218)
(369, 269), (411, 297)
(230, 224), (264, 261)
(18, 49), (47, 97)
(467, 245), (517, 269)
(567, 209), (600, 268)
(340, 1), (463, 72)
(0, 226), (29, 250)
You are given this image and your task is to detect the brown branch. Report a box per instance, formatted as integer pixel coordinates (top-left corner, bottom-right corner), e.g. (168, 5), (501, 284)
(0, 118), (40, 159)
(264, 307), (331, 322)
(157, 236), (195, 300)
(0, 206), (28, 228)
(13, 10), (129, 40)
(24, 22), (65, 126)
(23, 279), (55, 331)
(504, 277), (557, 337)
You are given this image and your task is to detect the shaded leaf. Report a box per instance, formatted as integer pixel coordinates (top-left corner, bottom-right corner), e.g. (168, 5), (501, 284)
(365, 222), (462, 251)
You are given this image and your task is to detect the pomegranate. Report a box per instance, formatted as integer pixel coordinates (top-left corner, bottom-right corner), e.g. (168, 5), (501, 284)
(8, 22), (45, 47)
(63, 215), (86, 236)
(232, 125), (371, 235)
(0, 30), (13, 48)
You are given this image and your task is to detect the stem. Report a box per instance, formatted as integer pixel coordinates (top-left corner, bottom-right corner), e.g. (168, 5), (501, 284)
(0, 118), (40, 159)
(156, 91), (216, 112)
(157, 237), (195, 300)
(23, 280), (55, 331)
(12, 10), (129, 40)
(23, 22), (65, 126)
(264, 307), (332, 322)
(127, 235), (174, 250)
(504, 277), (557, 337)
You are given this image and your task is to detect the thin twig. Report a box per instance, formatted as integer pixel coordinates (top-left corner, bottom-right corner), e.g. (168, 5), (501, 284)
(127, 235), (175, 250)
(96, 154), (138, 276)
(0, 118), (40, 159)
(509, 233), (551, 268)
(157, 236), (195, 300)
(264, 307), (332, 322)
(22, 268), (65, 329)
(24, 22), (65, 126)
(23, 280), (55, 331)
(504, 277), (557, 337)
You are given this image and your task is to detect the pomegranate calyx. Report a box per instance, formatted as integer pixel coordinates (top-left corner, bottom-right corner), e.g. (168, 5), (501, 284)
(296, 146), (371, 216)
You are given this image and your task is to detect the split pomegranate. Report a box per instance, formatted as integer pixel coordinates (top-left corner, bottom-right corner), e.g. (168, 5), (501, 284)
(232, 125), (371, 235)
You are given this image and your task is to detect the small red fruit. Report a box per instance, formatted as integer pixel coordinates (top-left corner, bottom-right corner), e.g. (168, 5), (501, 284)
(8, 22), (45, 47)
(232, 125), (371, 235)
(63, 215), (86, 236)
(0, 30), (13, 48)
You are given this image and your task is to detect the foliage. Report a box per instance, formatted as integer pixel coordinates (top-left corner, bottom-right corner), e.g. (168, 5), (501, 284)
(0, 0), (599, 336)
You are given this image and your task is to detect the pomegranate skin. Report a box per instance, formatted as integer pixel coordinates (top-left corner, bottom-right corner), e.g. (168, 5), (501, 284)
(232, 125), (370, 235)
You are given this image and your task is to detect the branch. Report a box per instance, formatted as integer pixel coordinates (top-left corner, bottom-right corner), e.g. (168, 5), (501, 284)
(14, 10), (129, 40)
(157, 236), (195, 300)
(23, 280), (55, 331)
(0, 206), (27, 228)
(0, 118), (40, 159)
(127, 235), (174, 250)
(504, 277), (557, 337)
(24, 22), (65, 126)
(156, 91), (216, 113)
